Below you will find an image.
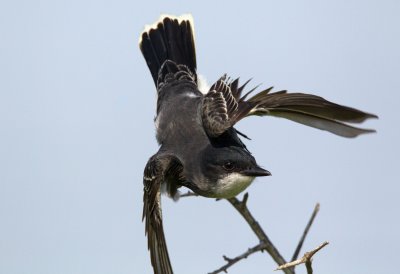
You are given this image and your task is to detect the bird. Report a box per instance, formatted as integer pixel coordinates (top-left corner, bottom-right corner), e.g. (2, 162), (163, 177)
(138, 14), (377, 274)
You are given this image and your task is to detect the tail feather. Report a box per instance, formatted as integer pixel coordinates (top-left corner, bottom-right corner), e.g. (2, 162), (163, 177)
(139, 14), (197, 86)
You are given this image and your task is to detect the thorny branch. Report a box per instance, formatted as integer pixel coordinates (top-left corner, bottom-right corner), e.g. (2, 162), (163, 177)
(276, 241), (329, 274)
(208, 242), (266, 274)
(225, 194), (293, 274)
(181, 192), (324, 274)
(179, 191), (199, 198)
(292, 203), (320, 261)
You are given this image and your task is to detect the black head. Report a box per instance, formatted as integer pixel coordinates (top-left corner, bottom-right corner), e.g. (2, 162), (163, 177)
(200, 145), (270, 181)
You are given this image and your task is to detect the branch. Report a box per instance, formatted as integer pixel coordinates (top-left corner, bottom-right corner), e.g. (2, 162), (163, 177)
(208, 242), (266, 274)
(292, 203), (320, 261)
(179, 191), (199, 198)
(226, 193), (294, 274)
(276, 241), (329, 274)
(182, 192), (323, 274)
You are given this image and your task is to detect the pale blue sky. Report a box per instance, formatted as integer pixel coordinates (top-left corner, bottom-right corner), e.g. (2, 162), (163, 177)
(1, 1), (399, 274)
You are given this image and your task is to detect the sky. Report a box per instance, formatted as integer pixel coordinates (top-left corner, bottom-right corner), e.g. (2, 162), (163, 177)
(0, 1), (399, 274)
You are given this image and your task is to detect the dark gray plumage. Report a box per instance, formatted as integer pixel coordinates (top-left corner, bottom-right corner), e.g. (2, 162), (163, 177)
(139, 14), (376, 274)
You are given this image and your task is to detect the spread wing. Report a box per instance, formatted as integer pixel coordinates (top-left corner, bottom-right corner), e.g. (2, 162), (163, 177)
(201, 76), (377, 138)
(143, 154), (178, 274)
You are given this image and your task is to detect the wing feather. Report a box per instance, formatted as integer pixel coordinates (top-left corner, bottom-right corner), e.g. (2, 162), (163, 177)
(143, 155), (175, 274)
(201, 76), (377, 138)
(265, 108), (375, 137)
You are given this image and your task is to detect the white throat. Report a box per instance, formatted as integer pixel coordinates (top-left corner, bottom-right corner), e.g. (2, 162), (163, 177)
(213, 173), (255, 198)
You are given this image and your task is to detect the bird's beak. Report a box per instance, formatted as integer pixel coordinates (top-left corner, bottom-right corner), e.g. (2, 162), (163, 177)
(241, 166), (271, 177)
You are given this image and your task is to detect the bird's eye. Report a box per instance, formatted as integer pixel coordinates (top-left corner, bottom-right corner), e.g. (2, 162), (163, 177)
(223, 162), (235, 171)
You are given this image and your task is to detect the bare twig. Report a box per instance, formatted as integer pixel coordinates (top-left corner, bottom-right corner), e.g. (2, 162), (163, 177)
(179, 191), (199, 198)
(305, 260), (313, 274)
(208, 242), (266, 274)
(182, 191), (324, 274)
(276, 241), (329, 274)
(292, 203), (320, 261)
(226, 193), (294, 274)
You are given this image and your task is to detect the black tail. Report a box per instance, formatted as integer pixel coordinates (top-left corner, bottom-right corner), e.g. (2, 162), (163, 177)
(139, 14), (197, 86)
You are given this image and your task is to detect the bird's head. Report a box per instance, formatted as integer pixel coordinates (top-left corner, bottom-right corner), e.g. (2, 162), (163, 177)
(199, 145), (270, 198)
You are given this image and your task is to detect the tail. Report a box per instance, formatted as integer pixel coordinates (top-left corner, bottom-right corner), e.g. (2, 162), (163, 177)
(139, 14), (197, 86)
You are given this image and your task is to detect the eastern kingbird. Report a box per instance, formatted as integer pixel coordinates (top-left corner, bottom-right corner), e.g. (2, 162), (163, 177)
(139, 14), (376, 274)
